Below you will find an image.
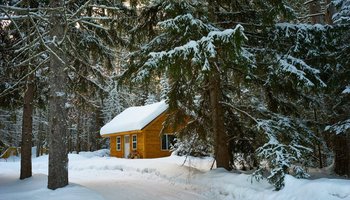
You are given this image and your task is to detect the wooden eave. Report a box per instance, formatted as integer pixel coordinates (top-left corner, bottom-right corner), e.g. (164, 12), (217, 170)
(101, 130), (143, 138)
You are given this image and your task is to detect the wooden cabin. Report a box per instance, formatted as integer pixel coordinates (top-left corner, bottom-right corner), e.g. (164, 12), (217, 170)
(100, 101), (175, 158)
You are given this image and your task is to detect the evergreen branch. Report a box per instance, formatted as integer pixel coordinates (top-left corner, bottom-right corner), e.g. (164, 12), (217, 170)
(0, 58), (49, 98)
(298, 13), (326, 19)
(10, 29), (38, 50)
(0, 15), (29, 20)
(13, 51), (48, 67)
(80, 20), (110, 30)
(304, 0), (318, 5)
(88, 4), (125, 11)
(221, 102), (259, 124)
(69, 0), (91, 19)
(29, 15), (66, 65)
(29, 11), (50, 23)
(71, 16), (115, 22)
(0, 5), (65, 12)
(0, 8), (25, 41)
(74, 91), (100, 108)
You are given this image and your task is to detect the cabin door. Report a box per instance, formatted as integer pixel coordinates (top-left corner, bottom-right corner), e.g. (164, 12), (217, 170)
(124, 135), (130, 158)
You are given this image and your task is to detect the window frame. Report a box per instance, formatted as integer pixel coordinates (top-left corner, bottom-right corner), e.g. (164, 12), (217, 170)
(116, 136), (121, 151)
(161, 134), (175, 151)
(132, 134), (137, 150)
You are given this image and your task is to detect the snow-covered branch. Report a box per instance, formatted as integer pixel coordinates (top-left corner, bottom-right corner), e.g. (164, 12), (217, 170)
(325, 119), (350, 135)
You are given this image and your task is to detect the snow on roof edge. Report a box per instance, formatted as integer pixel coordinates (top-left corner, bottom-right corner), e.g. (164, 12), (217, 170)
(100, 101), (168, 136)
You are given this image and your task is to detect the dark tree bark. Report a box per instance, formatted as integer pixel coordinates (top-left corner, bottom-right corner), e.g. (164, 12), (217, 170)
(20, 72), (34, 180)
(308, 0), (324, 24)
(47, 0), (68, 190)
(348, 132), (350, 177)
(333, 133), (350, 177)
(209, 68), (231, 170)
(36, 111), (45, 157)
(325, 0), (336, 25)
(20, 0), (39, 180)
(205, 0), (231, 171)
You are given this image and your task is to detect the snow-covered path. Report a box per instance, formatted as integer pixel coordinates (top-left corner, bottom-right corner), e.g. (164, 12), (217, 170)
(1, 150), (350, 200)
(0, 151), (210, 200)
(82, 178), (206, 200)
(0, 173), (207, 200)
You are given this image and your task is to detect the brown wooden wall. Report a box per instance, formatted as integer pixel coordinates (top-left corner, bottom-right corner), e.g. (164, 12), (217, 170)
(143, 113), (172, 158)
(109, 131), (144, 158)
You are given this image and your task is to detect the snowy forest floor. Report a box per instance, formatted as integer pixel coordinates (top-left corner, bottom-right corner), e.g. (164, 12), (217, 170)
(0, 150), (349, 200)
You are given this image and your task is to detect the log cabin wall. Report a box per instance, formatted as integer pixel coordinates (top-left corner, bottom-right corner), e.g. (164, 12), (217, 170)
(143, 113), (172, 158)
(109, 131), (145, 158)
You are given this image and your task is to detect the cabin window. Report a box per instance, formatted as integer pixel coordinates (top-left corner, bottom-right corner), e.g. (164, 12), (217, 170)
(116, 136), (121, 151)
(161, 134), (175, 150)
(132, 134), (137, 150)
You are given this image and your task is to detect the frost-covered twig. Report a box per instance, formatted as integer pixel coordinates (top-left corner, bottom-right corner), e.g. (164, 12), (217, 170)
(0, 8), (24, 41)
(69, 0), (91, 19)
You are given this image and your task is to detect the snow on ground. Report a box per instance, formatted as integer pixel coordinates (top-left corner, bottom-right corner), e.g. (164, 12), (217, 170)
(1, 150), (349, 200)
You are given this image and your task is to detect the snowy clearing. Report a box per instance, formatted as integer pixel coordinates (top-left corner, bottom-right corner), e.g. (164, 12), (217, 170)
(0, 150), (349, 200)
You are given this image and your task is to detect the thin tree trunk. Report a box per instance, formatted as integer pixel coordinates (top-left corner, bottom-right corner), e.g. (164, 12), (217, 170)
(76, 113), (81, 154)
(47, 0), (68, 190)
(20, 72), (34, 180)
(36, 111), (44, 157)
(94, 109), (104, 150)
(314, 109), (323, 168)
(209, 68), (231, 170)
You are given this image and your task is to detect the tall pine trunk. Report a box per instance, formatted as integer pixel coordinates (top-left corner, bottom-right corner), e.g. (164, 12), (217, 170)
(20, 72), (34, 179)
(47, 0), (68, 190)
(348, 133), (350, 177)
(209, 69), (231, 170)
(20, 0), (38, 180)
(334, 133), (350, 177)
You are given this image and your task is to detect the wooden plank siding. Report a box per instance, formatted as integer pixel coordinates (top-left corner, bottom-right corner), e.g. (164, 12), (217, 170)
(143, 113), (172, 158)
(109, 131), (145, 158)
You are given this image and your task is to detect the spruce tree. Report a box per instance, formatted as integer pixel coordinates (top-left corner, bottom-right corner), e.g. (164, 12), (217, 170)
(1, 0), (133, 189)
(121, 0), (329, 190)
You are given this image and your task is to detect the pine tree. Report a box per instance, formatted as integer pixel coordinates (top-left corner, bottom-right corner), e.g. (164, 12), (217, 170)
(323, 0), (350, 177)
(121, 1), (251, 170)
(1, 0), (133, 189)
(121, 0), (331, 190)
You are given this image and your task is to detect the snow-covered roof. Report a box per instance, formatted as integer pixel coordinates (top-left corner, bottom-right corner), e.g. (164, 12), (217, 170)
(100, 101), (168, 136)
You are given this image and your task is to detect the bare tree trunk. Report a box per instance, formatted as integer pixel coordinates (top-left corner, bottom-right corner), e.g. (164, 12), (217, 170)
(95, 109), (103, 150)
(209, 68), (231, 170)
(76, 113), (81, 154)
(47, 0), (68, 190)
(36, 111), (45, 157)
(308, 0), (324, 24)
(20, 72), (34, 180)
(314, 109), (323, 168)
